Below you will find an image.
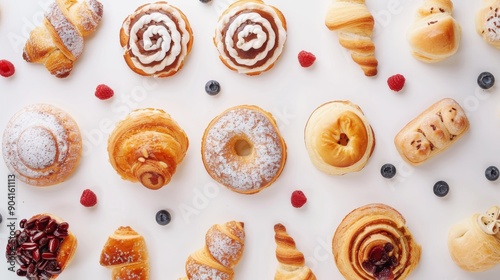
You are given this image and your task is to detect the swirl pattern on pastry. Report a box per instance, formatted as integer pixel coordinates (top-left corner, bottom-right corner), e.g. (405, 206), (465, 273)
(214, 0), (287, 75)
(304, 100), (375, 175)
(476, 0), (500, 48)
(201, 105), (287, 194)
(120, 1), (193, 77)
(2, 104), (82, 186)
(332, 203), (421, 280)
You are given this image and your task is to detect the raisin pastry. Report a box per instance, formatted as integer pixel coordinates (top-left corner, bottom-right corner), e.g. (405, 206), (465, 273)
(476, 0), (500, 48)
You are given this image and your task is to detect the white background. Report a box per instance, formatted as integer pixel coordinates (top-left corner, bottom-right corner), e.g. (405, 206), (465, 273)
(1, 0), (500, 279)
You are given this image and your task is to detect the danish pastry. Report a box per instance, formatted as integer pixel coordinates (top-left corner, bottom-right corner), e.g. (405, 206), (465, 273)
(23, 0), (103, 78)
(201, 105), (287, 194)
(99, 226), (149, 280)
(476, 0), (500, 48)
(5, 213), (77, 279)
(394, 98), (469, 166)
(332, 203), (421, 280)
(407, 0), (461, 63)
(448, 206), (500, 272)
(107, 108), (189, 190)
(274, 223), (316, 280)
(214, 0), (287, 75)
(304, 100), (375, 175)
(2, 104), (82, 186)
(120, 2), (193, 77)
(181, 221), (245, 280)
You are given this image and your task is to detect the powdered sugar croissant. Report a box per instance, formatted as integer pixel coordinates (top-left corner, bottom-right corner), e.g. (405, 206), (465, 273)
(23, 0), (103, 78)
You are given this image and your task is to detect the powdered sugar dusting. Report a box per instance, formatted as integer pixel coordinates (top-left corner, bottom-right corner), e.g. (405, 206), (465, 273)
(186, 260), (230, 280)
(17, 126), (57, 169)
(207, 228), (242, 267)
(46, 2), (84, 58)
(77, 0), (104, 33)
(203, 107), (285, 192)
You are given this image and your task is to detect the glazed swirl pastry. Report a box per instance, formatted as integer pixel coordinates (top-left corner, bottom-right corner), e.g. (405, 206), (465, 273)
(120, 2), (193, 77)
(201, 105), (287, 194)
(394, 98), (469, 166)
(214, 0), (287, 75)
(304, 101), (375, 175)
(2, 104), (82, 186)
(476, 0), (500, 48)
(332, 203), (421, 280)
(107, 108), (189, 190)
(448, 206), (500, 272)
(23, 0), (103, 78)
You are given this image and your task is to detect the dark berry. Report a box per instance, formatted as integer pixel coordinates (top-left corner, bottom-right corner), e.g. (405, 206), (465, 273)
(155, 209), (171, 226)
(433, 181), (449, 197)
(380, 164), (396, 179)
(485, 166), (499, 181)
(478, 72), (495, 89)
(205, 80), (221, 95)
(199, 0), (212, 3)
(0, 213), (2, 224)
(384, 243), (394, 253)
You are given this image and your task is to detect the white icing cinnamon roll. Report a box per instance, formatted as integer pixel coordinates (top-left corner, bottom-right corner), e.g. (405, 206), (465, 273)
(214, 0), (287, 75)
(120, 1), (193, 77)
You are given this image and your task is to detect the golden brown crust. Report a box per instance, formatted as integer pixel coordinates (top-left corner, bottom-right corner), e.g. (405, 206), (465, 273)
(476, 0), (500, 49)
(394, 98), (469, 166)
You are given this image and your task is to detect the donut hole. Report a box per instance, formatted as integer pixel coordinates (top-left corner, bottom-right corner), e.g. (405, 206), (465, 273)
(234, 139), (253, 157)
(338, 133), (350, 146)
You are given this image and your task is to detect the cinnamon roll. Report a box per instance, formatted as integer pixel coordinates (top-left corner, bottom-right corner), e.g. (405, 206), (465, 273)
(120, 1), (194, 77)
(214, 0), (287, 75)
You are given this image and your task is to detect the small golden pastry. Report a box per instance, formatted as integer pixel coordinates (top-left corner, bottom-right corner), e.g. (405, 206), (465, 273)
(304, 100), (375, 175)
(448, 206), (500, 272)
(181, 221), (245, 280)
(6, 214), (77, 279)
(394, 98), (469, 166)
(99, 226), (149, 280)
(476, 0), (500, 48)
(107, 108), (189, 190)
(120, 1), (193, 77)
(201, 105), (287, 194)
(332, 203), (421, 280)
(325, 0), (378, 76)
(407, 0), (461, 63)
(274, 223), (316, 280)
(214, 0), (287, 75)
(2, 104), (82, 186)
(23, 0), (103, 78)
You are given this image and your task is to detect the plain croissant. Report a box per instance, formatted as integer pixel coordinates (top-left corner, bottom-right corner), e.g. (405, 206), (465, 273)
(325, 0), (378, 76)
(23, 0), (103, 78)
(274, 224), (316, 280)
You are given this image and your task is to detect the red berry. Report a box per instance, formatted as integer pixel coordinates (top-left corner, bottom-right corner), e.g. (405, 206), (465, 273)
(387, 74), (406, 92)
(298, 51), (316, 68)
(80, 189), (97, 207)
(0, 59), (15, 77)
(95, 84), (114, 100)
(291, 190), (307, 208)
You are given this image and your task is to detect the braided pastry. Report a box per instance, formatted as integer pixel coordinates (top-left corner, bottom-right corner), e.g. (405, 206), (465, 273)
(274, 224), (316, 280)
(325, 0), (378, 76)
(476, 0), (500, 49)
(23, 0), (103, 78)
(120, 2), (193, 77)
(107, 108), (189, 190)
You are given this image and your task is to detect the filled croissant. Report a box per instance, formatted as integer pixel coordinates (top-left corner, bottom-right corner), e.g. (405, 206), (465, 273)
(107, 108), (189, 190)
(23, 0), (103, 78)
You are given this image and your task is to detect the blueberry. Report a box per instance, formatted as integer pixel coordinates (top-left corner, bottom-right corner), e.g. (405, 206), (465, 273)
(380, 163), (396, 179)
(205, 80), (221, 96)
(485, 166), (500, 181)
(433, 181), (449, 197)
(155, 210), (171, 226)
(478, 72), (495, 89)
(199, 0), (212, 3)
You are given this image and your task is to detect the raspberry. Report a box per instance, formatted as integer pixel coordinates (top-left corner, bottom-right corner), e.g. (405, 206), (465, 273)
(80, 189), (97, 207)
(387, 74), (406, 92)
(95, 84), (114, 100)
(0, 59), (15, 77)
(298, 51), (316, 68)
(291, 190), (307, 208)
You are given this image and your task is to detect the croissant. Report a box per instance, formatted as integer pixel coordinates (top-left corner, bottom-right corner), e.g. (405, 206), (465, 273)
(99, 226), (150, 280)
(407, 0), (461, 63)
(23, 0), (104, 78)
(107, 108), (189, 190)
(181, 221), (245, 280)
(476, 0), (500, 49)
(448, 206), (500, 272)
(274, 223), (316, 280)
(325, 0), (378, 76)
